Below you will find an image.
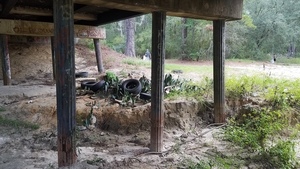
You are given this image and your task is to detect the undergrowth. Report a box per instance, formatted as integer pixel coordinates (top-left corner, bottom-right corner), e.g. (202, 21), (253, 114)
(0, 115), (39, 130)
(185, 75), (300, 169)
(223, 75), (300, 168)
(224, 108), (299, 168)
(164, 75), (213, 102)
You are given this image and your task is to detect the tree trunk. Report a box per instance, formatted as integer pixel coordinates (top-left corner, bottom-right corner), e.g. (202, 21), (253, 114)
(181, 18), (188, 60)
(287, 42), (296, 57)
(125, 18), (136, 57)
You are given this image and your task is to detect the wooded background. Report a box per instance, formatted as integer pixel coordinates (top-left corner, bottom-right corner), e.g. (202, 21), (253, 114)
(102, 0), (300, 61)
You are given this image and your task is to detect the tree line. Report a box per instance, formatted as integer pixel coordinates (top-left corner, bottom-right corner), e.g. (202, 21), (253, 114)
(103, 0), (300, 61)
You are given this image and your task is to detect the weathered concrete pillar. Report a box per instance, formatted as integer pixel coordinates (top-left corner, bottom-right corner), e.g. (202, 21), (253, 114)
(51, 36), (56, 80)
(213, 20), (226, 123)
(0, 35), (11, 86)
(93, 38), (104, 73)
(53, 0), (76, 167)
(150, 11), (166, 152)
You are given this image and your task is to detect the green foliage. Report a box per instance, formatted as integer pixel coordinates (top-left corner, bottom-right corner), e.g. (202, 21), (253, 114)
(224, 74), (300, 168)
(0, 106), (5, 112)
(86, 39), (95, 50)
(225, 109), (287, 150)
(103, 22), (125, 53)
(0, 115), (39, 130)
(224, 107), (299, 168)
(136, 28), (152, 56)
(102, 1), (300, 62)
(225, 75), (270, 99)
(242, 14), (256, 29)
(139, 75), (151, 93)
(264, 140), (298, 169)
(188, 160), (211, 169)
(121, 91), (137, 107)
(105, 71), (119, 87)
(164, 75), (213, 101)
(164, 73), (184, 87)
(165, 16), (182, 59)
(187, 154), (244, 169)
(264, 79), (300, 108)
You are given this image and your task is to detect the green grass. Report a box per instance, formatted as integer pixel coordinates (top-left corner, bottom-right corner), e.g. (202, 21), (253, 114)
(226, 58), (258, 63)
(122, 57), (151, 67)
(123, 57), (213, 75)
(0, 115), (39, 130)
(187, 154), (245, 169)
(165, 63), (212, 74)
(276, 57), (300, 65)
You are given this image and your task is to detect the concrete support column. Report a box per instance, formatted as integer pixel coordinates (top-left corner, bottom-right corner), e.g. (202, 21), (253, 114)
(93, 38), (104, 73)
(0, 35), (11, 86)
(213, 20), (226, 123)
(53, 0), (77, 167)
(150, 11), (166, 152)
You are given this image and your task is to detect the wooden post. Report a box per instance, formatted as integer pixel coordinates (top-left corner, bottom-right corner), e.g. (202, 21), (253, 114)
(213, 20), (226, 123)
(150, 11), (166, 152)
(93, 38), (104, 73)
(51, 36), (56, 80)
(53, 0), (77, 167)
(0, 35), (11, 86)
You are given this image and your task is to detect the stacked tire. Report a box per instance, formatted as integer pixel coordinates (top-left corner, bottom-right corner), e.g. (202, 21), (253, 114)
(121, 79), (142, 95)
(81, 80), (105, 92)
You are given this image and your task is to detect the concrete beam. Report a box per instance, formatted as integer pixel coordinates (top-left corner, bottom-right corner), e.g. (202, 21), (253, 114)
(0, 19), (106, 39)
(74, 0), (243, 20)
(10, 6), (97, 21)
(0, 0), (18, 17)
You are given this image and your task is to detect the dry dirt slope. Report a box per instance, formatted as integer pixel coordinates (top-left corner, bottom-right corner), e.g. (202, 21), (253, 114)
(0, 41), (126, 84)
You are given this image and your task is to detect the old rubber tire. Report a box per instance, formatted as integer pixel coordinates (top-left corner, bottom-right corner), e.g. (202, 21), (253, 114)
(140, 92), (151, 101)
(75, 71), (88, 78)
(81, 81), (96, 90)
(122, 79), (142, 95)
(90, 80), (106, 92)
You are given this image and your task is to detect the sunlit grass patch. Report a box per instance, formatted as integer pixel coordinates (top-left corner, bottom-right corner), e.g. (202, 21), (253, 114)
(122, 57), (151, 67)
(0, 115), (39, 130)
(226, 58), (258, 63)
(165, 63), (212, 74)
(276, 57), (300, 65)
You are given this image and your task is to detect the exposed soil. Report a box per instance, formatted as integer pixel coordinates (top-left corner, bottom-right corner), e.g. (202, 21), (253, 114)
(0, 42), (300, 169)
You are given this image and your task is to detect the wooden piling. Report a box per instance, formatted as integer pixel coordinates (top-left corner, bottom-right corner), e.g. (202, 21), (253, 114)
(150, 11), (166, 152)
(93, 38), (104, 73)
(213, 20), (226, 123)
(53, 0), (77, 167)
(0, 35), (11, 86)
(51, 36), (56, 80)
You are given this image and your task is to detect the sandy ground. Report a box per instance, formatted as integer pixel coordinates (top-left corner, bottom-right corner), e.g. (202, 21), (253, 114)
(0, 43), (300, 169)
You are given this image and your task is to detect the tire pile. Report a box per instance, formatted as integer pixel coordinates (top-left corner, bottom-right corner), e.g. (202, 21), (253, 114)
(76, 72), (149, 100)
